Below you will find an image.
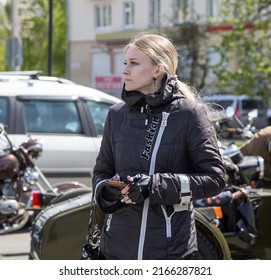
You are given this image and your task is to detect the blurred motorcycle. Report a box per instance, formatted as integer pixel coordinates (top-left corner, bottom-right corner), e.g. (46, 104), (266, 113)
(0, 123), (89, 234)
(194, 107), (264, 247)
(0, 123), (43, 233)
(218, 106), (263, 186)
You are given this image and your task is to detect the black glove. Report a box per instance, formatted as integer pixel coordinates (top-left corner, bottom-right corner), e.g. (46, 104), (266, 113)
(128, 174), (151, 203)
(102, 183), (122, 202)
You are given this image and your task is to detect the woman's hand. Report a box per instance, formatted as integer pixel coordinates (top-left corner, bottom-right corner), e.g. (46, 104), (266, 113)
(121, 174), (151, 204)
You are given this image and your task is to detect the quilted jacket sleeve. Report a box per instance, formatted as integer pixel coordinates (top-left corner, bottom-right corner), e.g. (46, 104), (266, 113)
(149, 104), (226, 205)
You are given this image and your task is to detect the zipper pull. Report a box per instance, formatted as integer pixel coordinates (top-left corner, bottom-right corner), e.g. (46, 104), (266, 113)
(145, 104), (149, 125)
(161, 112), (170, 127)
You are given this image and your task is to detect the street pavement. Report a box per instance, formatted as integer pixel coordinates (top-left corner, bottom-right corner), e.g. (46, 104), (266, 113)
(0, 227), (30, 260)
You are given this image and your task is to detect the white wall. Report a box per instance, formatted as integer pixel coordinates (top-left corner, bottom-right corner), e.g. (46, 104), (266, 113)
(92, 49), (111, 76)
(114, 48), (125, 75)
(68, 0), (95, 41)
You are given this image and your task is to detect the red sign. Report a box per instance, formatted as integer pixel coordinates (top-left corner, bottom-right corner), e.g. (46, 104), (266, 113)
(95, 76), (122, 94)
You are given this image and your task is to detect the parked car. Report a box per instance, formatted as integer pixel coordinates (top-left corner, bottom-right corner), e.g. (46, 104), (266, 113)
(0, 71), (121, 187)
(203, 94), (268, 131)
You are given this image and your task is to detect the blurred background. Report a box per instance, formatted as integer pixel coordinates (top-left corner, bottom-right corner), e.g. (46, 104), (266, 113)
(0, 0), (271, 101)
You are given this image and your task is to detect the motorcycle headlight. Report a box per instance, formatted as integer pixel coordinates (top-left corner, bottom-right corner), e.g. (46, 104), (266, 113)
(24, 169), (39, 185)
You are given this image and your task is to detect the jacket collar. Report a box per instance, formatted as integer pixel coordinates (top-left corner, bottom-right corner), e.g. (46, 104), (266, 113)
(121, 74), (184, 109)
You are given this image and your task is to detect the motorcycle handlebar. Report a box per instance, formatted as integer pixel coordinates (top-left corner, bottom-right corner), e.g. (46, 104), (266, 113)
(223, 127), (243, 134)
(222, 126), (254, 139)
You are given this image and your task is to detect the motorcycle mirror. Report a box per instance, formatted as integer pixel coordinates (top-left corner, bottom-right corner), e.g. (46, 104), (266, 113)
(248, 109), (258, 122)
(225, 106), (235, 118)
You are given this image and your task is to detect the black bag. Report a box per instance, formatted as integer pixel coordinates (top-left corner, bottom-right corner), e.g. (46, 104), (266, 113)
(236, 196), (261, 245)
(81, 199), (105, 260)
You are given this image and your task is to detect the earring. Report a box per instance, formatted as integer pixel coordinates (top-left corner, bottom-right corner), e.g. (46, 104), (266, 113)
(153, 77), (157, 86)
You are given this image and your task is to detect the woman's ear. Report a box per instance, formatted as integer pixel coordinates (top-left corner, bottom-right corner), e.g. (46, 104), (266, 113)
(154, 64), (165, 77)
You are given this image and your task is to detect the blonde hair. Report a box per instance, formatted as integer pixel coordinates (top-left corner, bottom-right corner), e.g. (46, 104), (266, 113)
(124, 33), (198, 101)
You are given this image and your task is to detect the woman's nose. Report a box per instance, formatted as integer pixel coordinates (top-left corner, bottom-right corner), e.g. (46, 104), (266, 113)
(122, 69), (127, 75)
(122, 65), (129, 75)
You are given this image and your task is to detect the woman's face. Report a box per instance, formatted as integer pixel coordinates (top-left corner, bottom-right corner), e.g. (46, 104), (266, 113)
(122, 46), (158, 94)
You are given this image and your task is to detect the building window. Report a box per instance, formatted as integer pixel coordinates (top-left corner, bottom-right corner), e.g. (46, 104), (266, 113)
(150, 0), (160, 26)
(95, 5), (112, 29)
(207, 0), (222, 17)
(177, 0), (188, 10)
(173, 0), (190, 24)
(123, 2), (134, 27)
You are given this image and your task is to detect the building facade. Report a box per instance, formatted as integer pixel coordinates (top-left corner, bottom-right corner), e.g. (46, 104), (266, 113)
(67, 0), (224, 96)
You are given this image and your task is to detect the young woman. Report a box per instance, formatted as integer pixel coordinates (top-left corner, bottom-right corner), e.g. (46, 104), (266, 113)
(92, 33), (225, 260)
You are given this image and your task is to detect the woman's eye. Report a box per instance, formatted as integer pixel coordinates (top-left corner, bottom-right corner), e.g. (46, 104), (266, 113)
(123, 61), (139, 66)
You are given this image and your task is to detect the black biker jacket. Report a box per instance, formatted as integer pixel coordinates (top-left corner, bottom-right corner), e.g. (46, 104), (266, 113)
(92, 75), (225, 259)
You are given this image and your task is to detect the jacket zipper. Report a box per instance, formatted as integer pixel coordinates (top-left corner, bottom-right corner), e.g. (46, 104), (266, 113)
(161, 206), (175, 237)
(137, 111), (170, 260)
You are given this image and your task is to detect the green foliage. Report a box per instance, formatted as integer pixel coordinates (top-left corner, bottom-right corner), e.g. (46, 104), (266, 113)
(21, 0), (66, 77)
(0, 0), (66, 76)
(52, 0), (67, 77)
(209, 0), (271, 100)
(163, 22), (208, 90)
(0, 2), (10, 71)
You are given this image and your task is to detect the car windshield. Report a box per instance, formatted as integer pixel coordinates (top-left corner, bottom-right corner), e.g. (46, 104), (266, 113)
(205, 99), (233, 110)
(213, 100), (233, 109)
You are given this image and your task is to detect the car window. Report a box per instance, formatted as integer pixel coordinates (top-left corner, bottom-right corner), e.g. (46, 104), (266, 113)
(23, 100), (82, 134)
(214, 100), (233, 109)
(0, 97), (8, 126)
(242, 100), (265, 110)
(86, 100), (111, 135)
